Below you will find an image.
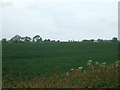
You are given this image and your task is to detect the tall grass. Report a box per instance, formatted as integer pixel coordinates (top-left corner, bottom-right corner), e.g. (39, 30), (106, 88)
(3, 60), (120, 88)
(2, 42), (118, 79)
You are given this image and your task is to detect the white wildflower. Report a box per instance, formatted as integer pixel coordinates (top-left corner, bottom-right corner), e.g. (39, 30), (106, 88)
(112, 66), (114, 68)
(95, 62), (99, 65)
(102, 62), (106, 65)
(88, 60), (92, 62)
(66, 72), (69, 75)
(87, 60), (92, 65)
(71, 68), (74, 71)
(87, 62), (91, 65)
(115, 64), (119, 67)
(78, 67), (83, 70)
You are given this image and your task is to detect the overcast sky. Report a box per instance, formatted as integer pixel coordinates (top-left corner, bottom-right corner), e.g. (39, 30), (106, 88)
(0, 0), (118, 41)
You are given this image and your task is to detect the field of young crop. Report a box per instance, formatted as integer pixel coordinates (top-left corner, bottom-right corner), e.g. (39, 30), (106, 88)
(3, 60), (120, 88)
(2, 42), (118, 81)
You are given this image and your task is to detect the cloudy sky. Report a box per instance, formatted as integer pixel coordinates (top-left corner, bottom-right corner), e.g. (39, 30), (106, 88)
(0, 0), (118, 41)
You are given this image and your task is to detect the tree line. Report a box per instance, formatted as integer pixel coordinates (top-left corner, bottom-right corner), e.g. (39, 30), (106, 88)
(1, 35), (118, 43)
(1, 35), (60, 43)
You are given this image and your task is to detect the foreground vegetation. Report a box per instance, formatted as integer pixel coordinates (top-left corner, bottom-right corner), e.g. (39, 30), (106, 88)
(3, 42), (118, 79)
(2, 42), (119, 88)
(3, 60), (120, 88)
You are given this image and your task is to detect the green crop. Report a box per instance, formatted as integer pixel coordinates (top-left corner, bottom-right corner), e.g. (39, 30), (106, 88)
(2, 42), (118, 80)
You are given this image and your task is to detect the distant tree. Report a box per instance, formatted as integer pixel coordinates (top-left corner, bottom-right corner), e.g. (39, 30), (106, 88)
(51, 40), (55, 42)
(108, 39), (112, 42)
(82, 39), (88, 42)
(68, 40), (77, 42)
(68, 40), (71, 42)
(89, 39), (94, 42)
(57, 40), (60, 42)
(37, 38), (42, 42)
(103, 40), (109, 42)
(24, 36), (31, 42)
(112, 37), (117, 42)
(44, 39), (50, 42)
(43, 39), (47, 42)
(2, 38), (7, 43)
(21, 37), (25, 42)
(11, 35), (21, 42)
(33, 35), (42, 42)
(48, 39), (50, 42)
(97, 39), (103, 42)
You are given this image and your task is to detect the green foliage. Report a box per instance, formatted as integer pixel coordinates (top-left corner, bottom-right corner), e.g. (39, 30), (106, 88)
(2, 61), (120, 88)
(2, 38), (7, 43)
(2, 42), (118, 80)
(33, 35), (42, 42)
(112, 37), (117, 42)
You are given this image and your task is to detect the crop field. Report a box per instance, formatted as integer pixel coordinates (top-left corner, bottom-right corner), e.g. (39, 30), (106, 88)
(2, 42), (118, 80)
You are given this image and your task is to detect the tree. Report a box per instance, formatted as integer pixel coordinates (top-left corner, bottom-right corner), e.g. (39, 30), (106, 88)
(82, 39), (88, 42)
(47, 39), (50, 42)
(51, 40), (55, 42)
(68, 40), (71, 42)
(21, 37), (25, 42)
(11, 35), (21, 42)
(112, 37), (117, 42)
(33, 35), (42, 42)
(57, 40), (60, 42)
(24, 36), (31, 42)
(97, 39), (103, 42)
(44, 39), (50, 42)
(2, 38), (7, 43)
(89, 39), (94, 42)
(43, 39), (48, 42)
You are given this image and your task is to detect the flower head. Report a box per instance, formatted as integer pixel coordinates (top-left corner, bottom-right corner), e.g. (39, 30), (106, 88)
(87, 60), (92, 65)
(115, 64), (119, 67)
(88, 60), (92, 62)
(78, 67), (83, 70)
(102, 62), (106, 65)
(66, 72), (69, 75)
(95, 62), (99, 65)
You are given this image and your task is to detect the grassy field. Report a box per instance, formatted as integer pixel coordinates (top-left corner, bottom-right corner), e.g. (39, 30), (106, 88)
(3, 61), (120, 88)
(2, 42), (118, 80)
